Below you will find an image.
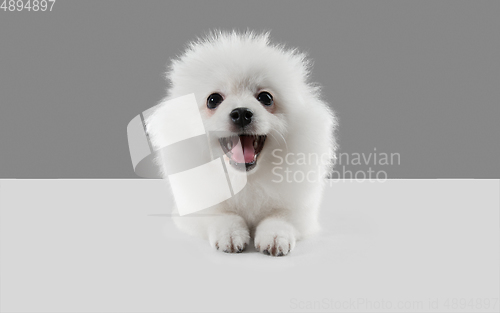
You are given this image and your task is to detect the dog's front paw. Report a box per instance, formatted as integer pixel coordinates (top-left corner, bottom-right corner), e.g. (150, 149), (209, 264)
(208, 215), (250, 253)
(254, 218), (297, 256)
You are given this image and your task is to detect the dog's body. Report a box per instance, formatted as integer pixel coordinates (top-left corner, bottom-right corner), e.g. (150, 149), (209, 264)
(147, 31), (337, 256)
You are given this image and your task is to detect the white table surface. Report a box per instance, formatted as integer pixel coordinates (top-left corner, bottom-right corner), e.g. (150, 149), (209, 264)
(1, 179), (498, 313)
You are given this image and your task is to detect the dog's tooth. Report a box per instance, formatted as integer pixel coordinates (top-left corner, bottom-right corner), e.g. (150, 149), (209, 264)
(227, 141), (232, 150)
(254, 140), (259, 149)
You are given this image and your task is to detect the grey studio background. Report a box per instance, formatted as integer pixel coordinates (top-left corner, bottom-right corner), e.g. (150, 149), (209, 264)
(0, 0), (499, 179)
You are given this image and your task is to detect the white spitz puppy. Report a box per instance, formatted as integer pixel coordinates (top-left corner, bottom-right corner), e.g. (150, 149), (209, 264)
(148, 31), (337, 256)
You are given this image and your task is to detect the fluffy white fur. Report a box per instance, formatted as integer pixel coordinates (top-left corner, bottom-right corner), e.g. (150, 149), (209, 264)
(147, 31), (337, 256)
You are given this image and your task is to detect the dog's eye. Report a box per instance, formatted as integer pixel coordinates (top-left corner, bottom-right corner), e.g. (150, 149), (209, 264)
(207, 93), (223, 109)
(257, 91), (273, 106)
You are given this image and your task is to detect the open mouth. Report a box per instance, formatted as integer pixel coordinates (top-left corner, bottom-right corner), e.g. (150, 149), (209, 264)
(219, 135), (267, 171)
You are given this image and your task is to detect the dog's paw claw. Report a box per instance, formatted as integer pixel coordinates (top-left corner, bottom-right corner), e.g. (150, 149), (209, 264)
(236, 243), (246, 253)
(254, 220), (297, 257)
(210, 227), (250, 254)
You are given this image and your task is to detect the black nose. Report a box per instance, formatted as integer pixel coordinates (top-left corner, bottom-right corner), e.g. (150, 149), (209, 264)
(230, 108), (253, 128)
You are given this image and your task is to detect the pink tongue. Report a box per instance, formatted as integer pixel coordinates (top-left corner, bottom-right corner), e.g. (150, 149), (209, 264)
(230, 137), (255, 163)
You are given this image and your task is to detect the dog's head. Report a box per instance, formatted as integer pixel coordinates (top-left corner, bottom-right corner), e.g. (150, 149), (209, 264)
(164, 31), (330, 174)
